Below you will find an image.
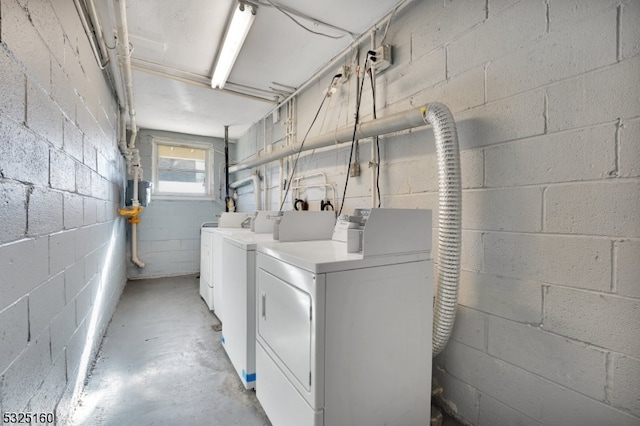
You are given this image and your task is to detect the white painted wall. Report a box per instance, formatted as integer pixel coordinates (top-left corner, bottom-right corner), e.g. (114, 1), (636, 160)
(235, 1), (640, 424)
(0, 0), (126, 422)
(126, 129), (226, 279)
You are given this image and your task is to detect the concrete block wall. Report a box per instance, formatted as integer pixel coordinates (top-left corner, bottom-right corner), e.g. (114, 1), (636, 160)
(127, 129), (225, 279)
(0, 0), (126, 423)
(236, 0), (640, 424)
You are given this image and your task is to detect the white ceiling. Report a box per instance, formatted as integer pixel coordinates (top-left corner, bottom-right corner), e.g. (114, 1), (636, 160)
(95, 0), (404, 139)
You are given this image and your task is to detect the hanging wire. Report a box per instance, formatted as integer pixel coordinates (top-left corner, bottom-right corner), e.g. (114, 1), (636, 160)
(294, 92), (334, 187)
(261, 0), (354, 40)
(279, 74), (343, 210)
(337, 53), (374, 216)
(369, 69), (381, 207)
(380, 2), (401, 45)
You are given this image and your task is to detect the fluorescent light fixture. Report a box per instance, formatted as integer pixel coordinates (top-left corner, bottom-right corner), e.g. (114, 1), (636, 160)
(211, 2), (256, 89)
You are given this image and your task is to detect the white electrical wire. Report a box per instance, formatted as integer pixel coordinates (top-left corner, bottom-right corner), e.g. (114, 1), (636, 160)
(260, 0), (355, 40)
(380, 3), (400, 45)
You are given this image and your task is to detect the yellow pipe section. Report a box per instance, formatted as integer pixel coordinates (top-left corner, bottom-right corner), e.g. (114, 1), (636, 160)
(118, 205), (143, 224)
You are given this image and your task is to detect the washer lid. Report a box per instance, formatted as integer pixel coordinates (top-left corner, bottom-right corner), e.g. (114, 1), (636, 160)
(257, 240), (430, 273)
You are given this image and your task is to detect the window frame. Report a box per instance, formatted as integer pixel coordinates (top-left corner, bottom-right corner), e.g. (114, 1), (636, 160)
(151, 138), (215, 200)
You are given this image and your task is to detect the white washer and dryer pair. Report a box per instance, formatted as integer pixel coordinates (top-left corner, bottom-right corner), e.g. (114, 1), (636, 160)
(200, 211), (284, 320)
(199, 212), (252, 313)
(254, 208), (434, 426)
(221, 211), (337, 389)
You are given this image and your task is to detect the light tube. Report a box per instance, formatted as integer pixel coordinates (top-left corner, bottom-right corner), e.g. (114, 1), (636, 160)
(211, 2), (256, 89)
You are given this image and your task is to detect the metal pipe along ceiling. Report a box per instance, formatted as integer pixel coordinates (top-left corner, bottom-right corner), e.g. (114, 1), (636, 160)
(228, 105), (428, 173)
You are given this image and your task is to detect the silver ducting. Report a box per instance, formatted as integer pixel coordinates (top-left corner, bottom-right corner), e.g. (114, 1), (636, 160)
(423, 103), (462, 357)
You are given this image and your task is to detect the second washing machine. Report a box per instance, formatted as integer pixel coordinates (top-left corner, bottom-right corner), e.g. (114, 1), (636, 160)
(221, 211), (337, 389)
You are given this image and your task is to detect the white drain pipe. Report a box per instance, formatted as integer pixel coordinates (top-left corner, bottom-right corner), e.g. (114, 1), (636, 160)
(115, 0), (145, 268)
(230, 172), (262, 211)
(130, 153), (145, 268)
(228, 103), (461, 355)
(229, 106), (429, 174)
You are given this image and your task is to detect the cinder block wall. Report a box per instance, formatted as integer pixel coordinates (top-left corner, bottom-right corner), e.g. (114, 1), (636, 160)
(0, 0), (126, 422)
(236, 0), (640, 424)
(127, 129), (226, 279)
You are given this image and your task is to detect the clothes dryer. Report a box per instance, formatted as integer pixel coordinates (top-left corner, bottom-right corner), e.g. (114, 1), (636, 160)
(221, 211), (336, 389)
(255, 208), (433, 426)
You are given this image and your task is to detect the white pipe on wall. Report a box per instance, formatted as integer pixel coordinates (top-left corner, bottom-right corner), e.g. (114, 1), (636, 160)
(290, 172), (336, 209)
(229, 172), (262, 211)
(115, 0), (144, 268)
(130, 165), (144, 267)
(131, 224), (145, 268)
(132, 160), (140, 207)
(278, 158), (284, 208)
(291, 183), (337, 210)
(73, 0), (109, 69)
(114, 0), (137, 150)
(229, 105), (428, 173)
(263, 120), (268, 210)
(85, 0), (110, 67)
(253, 173), (261, 210)
(118, 109), (127, 152)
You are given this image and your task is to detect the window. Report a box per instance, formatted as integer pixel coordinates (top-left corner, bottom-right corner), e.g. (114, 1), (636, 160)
(152, 139), (215, 198)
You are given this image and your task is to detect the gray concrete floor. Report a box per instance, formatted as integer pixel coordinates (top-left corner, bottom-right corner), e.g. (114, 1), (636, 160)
(71, 274), (463, 426)
(71, 275), (270, 426)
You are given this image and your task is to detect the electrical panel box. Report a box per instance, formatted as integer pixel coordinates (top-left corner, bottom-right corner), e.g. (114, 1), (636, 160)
(125, 180), (152, 207)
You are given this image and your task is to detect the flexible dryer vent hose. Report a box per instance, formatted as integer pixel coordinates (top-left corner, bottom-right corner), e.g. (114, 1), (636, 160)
(423, 103), (462, 357)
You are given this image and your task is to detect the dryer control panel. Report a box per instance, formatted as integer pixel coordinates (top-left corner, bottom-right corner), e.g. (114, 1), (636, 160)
(333, 208), (432, 256)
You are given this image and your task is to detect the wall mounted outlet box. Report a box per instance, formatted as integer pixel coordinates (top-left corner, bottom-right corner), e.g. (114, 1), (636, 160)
(349, 162), (361, 177)
(338, 65), (350, 83)
(372, 44), (392, 72)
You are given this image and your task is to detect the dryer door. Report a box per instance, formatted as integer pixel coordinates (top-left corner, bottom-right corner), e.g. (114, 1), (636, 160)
(257, 268), (312, 392)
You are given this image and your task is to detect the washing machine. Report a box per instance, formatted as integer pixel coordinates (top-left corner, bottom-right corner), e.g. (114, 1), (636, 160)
(254, 208), (433, 426)
(199, 212), (252, 313)
(221, 211), (337, 389)
(209, 211), (287, 322)
(199, 224), (216, 310)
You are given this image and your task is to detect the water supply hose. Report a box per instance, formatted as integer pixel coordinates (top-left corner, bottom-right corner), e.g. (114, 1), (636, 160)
(422, 103), (462, 357)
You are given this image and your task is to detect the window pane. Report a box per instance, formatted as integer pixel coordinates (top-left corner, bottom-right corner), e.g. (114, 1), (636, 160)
(158, 169), (205, 183)
(156, 143), (208, 195)
(158, 171), (206, 194)
(158, 145), (206, 161)
(158, 157), (205, 172)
